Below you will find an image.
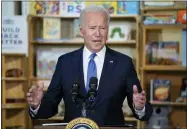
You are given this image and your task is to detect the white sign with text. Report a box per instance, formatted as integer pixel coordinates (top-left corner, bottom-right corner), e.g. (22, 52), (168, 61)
(2, 16), (28, 55)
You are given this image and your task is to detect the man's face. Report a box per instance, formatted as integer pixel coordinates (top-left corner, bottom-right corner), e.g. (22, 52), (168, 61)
(80, 12), (108, 53)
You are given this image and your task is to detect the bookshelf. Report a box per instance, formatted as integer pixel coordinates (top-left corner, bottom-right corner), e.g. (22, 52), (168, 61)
(151, 101), (187, 106)
(140, 1), (187, 129)
(27, 14), (141, 128)
(141, 66), (186, 71)
(1, 54), (29, 129)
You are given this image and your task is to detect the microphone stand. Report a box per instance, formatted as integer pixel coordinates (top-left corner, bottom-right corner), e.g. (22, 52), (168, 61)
(81, 102), (87, 117)
(81, 95), (95, 118)
(76, 96), (87, 118)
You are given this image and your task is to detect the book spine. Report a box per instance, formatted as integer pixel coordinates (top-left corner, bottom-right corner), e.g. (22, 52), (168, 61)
(182, 29), (187, 66)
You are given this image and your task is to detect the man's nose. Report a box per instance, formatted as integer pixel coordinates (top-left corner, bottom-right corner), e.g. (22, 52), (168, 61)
(95, 28), (101, 37)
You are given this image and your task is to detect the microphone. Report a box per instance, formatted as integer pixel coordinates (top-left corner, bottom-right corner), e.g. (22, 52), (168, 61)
(71, 82), (80, 104)
(87, 77), (98, 105)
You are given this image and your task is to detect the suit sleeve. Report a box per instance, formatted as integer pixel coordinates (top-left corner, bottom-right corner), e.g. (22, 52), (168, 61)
(30, 57), (64, 119)
(125, 58), (153, 121)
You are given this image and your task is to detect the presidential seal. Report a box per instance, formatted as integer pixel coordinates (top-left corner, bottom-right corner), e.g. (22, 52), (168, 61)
(65, 117), (99, 129)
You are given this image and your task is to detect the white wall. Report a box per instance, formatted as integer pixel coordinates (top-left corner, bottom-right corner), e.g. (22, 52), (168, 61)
(2, 1), (15, 16)
(2, 1), (21, 16)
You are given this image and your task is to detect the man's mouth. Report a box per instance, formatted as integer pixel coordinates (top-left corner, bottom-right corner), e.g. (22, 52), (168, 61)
(93, 40), (101, 43)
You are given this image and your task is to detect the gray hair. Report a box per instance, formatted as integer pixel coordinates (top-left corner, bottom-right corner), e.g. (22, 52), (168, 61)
(79, 5), (110, 27)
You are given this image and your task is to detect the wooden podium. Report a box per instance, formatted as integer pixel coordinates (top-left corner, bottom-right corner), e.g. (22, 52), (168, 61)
(34, 125), (135, 129)
(33, 118), (136, 129)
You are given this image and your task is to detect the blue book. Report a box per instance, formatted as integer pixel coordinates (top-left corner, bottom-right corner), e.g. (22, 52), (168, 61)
(182, 29), (187, 66)
(117, 1), (140, 15)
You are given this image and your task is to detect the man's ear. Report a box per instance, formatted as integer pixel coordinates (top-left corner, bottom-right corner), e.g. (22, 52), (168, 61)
(106, 29), (109, 41)
(79, 25), (84, 37)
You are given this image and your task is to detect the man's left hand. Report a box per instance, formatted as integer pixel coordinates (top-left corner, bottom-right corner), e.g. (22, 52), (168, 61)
(133, 85), (146, 110)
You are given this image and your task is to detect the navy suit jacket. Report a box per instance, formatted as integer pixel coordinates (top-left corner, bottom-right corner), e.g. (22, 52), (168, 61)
(31, 46), (152, 126)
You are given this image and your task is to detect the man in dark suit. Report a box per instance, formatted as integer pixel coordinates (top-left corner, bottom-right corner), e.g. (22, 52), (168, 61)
(27, 5), (152, 126)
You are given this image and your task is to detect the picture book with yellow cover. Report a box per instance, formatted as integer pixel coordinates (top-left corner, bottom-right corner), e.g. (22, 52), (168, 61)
(85, 1), (117, 15)
(43, 18), (61, 40)
(29, 1), (59, 15)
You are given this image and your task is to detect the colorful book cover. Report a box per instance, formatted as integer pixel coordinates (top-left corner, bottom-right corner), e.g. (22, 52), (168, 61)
(42, 1), (59, 15)
(108, 21), (132, 41)
(146, 41), (180, 65)
(150, 42), (158, 64)
(60, 1), (85, 16)
(144, 13), (177, 25)
(29, 1), (42, 15)
(85, 1), (117, 15)
(182, 29), (187, 66)
(117, 1), (140, 15)
(29, 1), (59, 15)
(43, 18), (61, 40)
(73, 19), (81, 38)
(157, 41), (180, 65)
(150, 79), (171, 102)
(36, 48), (64, 79)
(180, 78), (187, 98)
(144, 1), (174, 6)
(146, 43), (153, 64)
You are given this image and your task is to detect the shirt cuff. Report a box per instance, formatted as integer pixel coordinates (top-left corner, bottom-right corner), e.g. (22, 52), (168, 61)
(134, 106), (145, 119)
(30, 104), (40, 117)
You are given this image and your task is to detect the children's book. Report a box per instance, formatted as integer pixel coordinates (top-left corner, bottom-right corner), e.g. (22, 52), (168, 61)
(182, 29), (187, 66)
(157, 41), (180, 65)
(43, 18), (61, 40)
(144, 1), (174, 6)
(60, 1), (85, 16)
(150, 79), (171, 102)
(73, 19), (81, 39)
(108, 21), (132, 41)
(85, 1), (117, 15)
(29, 1), (59, 15)
(117, 1), (140, 15)
(36, 48), (64, 79)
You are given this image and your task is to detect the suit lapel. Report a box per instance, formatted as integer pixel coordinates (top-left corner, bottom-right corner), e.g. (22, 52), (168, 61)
(71, 47), (87, 98)
(93, 47), (117, 107)
(71, 46), (117, 107)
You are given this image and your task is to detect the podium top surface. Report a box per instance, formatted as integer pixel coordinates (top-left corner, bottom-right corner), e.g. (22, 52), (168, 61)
(34, 125), (135, 129)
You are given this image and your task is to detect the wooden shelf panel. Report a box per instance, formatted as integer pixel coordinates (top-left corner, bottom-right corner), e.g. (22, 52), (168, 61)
(151, 101), (187, 106)
(125, 117), (137, 122)
(110, 14), (139, 19)
(142, 24), (186, 29)
(2, 103), (27, 109)
(49, 116), (64, 120)
(31, 39), (84, 44)
(29, 14), (138, 19)
(2, 53), (26, 56)
(31, 40), (136, 46)
(142, 6), (186, 11)
(2, 77), (27, 81)
(141, 65), (187, 71)
(107, 40), (136, 46)
(5, 109), (26, 127)
(38, 116), (138, 122)
(30, 77), (51, 81)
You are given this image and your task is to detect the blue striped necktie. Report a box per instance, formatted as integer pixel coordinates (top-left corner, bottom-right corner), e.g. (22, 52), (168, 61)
(86, 53), (97, 92)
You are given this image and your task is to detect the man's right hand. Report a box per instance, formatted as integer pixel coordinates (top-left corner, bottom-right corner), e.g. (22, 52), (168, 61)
(26, 82), (44, 109)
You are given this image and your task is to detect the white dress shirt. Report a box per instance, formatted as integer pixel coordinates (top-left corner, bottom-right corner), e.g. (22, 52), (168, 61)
(83, 45), (106, 88)
(30, 45), (145, 118)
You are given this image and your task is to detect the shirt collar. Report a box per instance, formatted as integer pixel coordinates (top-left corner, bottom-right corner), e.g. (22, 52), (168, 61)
(83, 45), (106, 60)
